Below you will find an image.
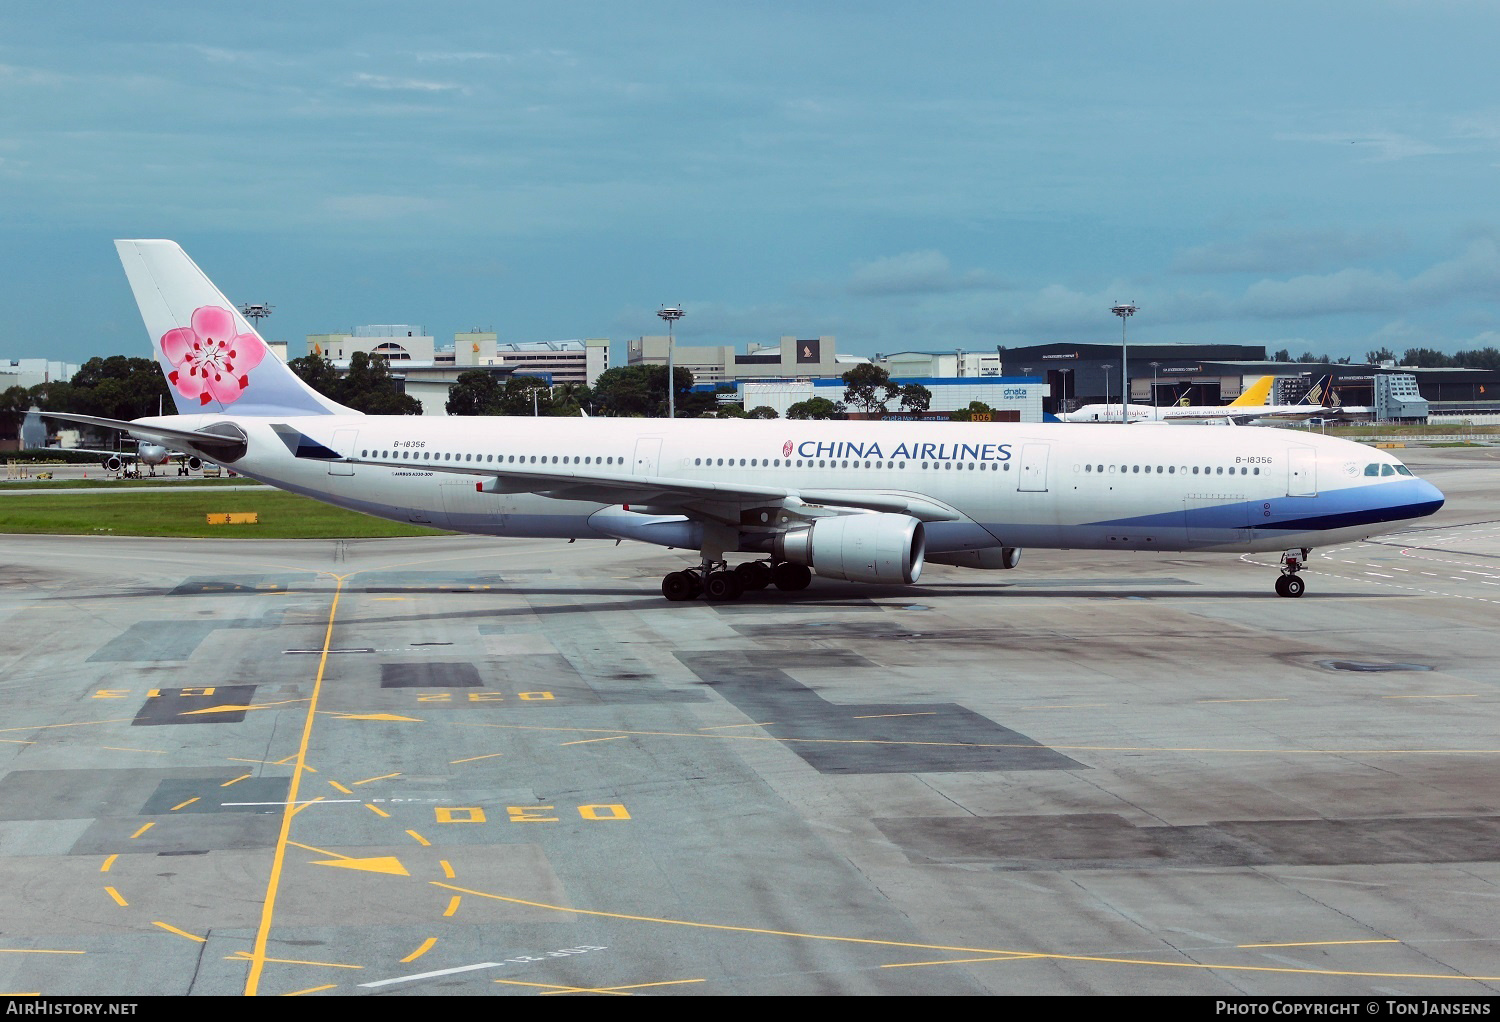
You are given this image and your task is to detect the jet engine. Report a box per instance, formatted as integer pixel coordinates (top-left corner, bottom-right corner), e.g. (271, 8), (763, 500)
(103, 455), (124, 473)
(773, 512), (925, 585)
(186, 456), (202, 471)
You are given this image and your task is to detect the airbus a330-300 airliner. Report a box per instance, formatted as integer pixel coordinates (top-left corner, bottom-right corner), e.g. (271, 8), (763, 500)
(51, 240), (1445, 602)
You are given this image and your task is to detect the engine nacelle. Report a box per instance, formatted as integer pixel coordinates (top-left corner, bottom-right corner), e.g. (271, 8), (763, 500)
(773, 512), (925, 585)
(103, 455), (123, 473)
(186, 456), (203, 471)
(925, 547), (1022, 570)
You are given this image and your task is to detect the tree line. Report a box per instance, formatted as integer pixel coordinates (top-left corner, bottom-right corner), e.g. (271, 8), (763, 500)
(1273, 346), (1500, 370)
(1370, 346), (1500, 370)
(2, 356), (175, 442)
(441, 362), (950, 421)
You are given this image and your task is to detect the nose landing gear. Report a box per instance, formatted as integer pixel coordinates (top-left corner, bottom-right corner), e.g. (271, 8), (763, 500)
(1275, 548), (1309, 598)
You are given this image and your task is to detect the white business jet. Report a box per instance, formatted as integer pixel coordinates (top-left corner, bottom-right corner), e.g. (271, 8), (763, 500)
(49, 241), (1443, 601)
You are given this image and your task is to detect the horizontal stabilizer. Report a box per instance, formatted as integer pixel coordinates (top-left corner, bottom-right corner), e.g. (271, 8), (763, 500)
(39, 411), (248, 450)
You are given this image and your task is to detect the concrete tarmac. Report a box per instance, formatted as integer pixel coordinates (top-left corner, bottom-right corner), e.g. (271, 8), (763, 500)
(0, 446), (1497, 997)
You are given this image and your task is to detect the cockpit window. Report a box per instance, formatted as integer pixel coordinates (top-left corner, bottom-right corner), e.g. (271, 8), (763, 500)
(1381, 464), (1395, 476)
(1364, 464), (1380, 476)
(1394, 464), (1412, 476)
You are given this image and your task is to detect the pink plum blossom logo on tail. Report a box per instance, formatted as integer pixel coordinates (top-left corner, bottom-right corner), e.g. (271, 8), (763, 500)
(160, 306), (267, 406)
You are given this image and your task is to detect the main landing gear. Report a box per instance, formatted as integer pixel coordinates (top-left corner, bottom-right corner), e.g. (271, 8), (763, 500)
(1275, 548), (1309, 598)
(661, 560), (812, 602)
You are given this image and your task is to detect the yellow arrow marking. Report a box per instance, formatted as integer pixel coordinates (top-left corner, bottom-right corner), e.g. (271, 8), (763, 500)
(311, 856), (409, 876)
(153, 922), (206, 943)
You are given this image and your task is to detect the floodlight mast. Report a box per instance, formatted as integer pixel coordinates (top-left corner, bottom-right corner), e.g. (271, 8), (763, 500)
(1111, 302), (1136, 423)
(239, 302), (274, 333)
(657, 305), (685, 418)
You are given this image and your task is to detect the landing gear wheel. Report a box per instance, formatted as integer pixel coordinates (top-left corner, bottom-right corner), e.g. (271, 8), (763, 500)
(734, 561), (772, 591)
(662, 570), (699, 602)
(1276, 574), (1305, 598)
(703, 570), (744, 601)
(772, 562), (812, 591)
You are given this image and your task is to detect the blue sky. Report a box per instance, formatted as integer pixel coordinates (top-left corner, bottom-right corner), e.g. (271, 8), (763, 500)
(4, 1), (1500, 368)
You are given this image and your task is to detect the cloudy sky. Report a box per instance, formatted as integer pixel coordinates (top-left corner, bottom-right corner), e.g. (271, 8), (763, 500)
(4, 1), (1500, 367)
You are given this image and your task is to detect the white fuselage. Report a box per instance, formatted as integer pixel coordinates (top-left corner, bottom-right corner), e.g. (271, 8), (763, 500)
(1060, 403), (1325, 424)
(135, 414), (1444, 557)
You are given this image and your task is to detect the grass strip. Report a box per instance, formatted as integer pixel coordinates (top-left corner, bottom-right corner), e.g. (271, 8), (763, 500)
(0, 489), (451, 539)
(0, 477), (259, 488)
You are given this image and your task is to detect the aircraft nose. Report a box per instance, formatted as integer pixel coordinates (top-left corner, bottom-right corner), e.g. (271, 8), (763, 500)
(1417, 478), (1445, 515)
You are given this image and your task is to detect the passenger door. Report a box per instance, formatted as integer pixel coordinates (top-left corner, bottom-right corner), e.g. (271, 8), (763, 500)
(1287, 445), (1317, 497)
(633, 436), (662, 476)
(1018, 443), (1049, 492)
(329, 429), (358, 476)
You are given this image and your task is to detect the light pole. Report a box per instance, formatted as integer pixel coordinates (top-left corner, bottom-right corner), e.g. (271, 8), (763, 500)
(1111, 302), (1136, 423)
(1150, 361), (1160, 417)
(1102, 364), (1113, 412)
(239, 302), (274, 335)
(657, 305), (684, 418)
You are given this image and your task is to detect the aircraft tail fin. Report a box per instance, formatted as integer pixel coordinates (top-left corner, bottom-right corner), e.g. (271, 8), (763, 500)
(1227, 375), (1274, 408)
(1301, 374), (1333, 406)
(114, 240), (353, 417)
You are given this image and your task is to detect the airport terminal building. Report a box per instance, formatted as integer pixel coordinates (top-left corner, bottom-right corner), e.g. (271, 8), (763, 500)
(304, 325), (609, 415)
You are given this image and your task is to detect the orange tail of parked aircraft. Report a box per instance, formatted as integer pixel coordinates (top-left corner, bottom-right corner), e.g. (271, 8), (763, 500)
(1226, 376), (1275, 408)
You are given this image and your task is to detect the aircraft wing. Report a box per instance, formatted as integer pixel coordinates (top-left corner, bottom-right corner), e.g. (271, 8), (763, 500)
(60, 446), (141, 460)
(339, 454), (966, 523)
(43, 445), (193, 462)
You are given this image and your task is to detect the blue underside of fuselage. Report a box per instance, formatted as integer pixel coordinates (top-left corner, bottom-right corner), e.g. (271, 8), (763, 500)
(1085, 479), (1443, 536)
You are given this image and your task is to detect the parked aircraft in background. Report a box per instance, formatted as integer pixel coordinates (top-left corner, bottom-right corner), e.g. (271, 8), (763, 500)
(1058, 375), (1334, 426)
(68, 439), (205, 476)
(1302, 376), (1374, 422)
(47, 240), (1443, 602)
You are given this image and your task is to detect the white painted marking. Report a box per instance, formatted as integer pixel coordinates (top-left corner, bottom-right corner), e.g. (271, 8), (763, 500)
(360, 962), (504, 988)
(223, 800), (361, 807)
